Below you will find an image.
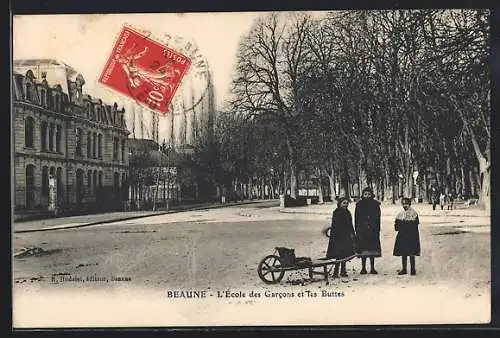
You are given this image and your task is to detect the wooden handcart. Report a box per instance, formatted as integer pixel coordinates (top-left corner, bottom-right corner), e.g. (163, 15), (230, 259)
(257, 247), (357, 285)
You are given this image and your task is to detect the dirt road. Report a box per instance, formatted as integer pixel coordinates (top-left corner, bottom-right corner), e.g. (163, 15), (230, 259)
(12, 203), (490, 327)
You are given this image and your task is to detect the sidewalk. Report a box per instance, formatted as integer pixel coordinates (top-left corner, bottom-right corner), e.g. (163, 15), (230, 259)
(13, 200), (266, 233)
(280, 201), (490, 218)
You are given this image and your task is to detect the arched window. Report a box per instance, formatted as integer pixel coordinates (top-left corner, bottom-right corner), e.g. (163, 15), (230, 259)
(49, 167), (56, 203)
(87, 132), (92, 158)
(93, 170), (97, 196)
(42, 166), (49, 198)
(76, 169), (84, 203)
(98, 171), (103, 188)
(48, 123), (54, 151)
(86, 102), (91, 120)
(26, 165), (35, 208)
(75, 128), (83, 156)
(56, 125), (62, 153)
(40, 89), (46, 107)
(41, 122), (48, 151)
(87, 170), (92, 195)
(47, 90), (53, 110)
(113, 137), (119, 161)
(121, 172), (127, 200)
(25, 83), (33, 102)
(98, 134), (103, 158)
(92, 132), (97, 158)
(113, 172), (120, 203)
(54, 93), (61, 111)
(121, 139), (126, 163)
(24, 116), (34, 148)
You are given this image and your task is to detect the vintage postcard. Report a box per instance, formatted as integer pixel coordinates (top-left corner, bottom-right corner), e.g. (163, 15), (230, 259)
(11, 11), (491, 327)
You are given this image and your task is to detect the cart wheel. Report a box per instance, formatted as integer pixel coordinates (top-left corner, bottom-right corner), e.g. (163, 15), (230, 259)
(258, 255), (285, 284)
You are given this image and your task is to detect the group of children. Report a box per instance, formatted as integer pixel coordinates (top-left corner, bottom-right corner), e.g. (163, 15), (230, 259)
(326, 188), (421, 277)
(431, 186), (455, 211)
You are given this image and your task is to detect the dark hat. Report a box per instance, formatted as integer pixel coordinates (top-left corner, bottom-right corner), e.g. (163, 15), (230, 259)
(362, 187), (374, 197)
(337, 196), (349, 207)
(401, 197), (412, 204)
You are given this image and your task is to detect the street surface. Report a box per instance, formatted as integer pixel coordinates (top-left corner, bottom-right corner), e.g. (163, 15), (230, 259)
(12, 201), (490, 326)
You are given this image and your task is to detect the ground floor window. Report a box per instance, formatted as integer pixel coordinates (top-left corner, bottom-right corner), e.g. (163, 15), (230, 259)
(42, 166), (49, 199)
(76, 169), (84, 203)
(26, 164), (35, 208)
(113, 172), (120, 202)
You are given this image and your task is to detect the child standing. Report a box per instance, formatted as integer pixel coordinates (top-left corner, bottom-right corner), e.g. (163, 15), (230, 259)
(393, 197), (421, 275)
(439, 192), (446, 210)
(326, 197), (356, 278)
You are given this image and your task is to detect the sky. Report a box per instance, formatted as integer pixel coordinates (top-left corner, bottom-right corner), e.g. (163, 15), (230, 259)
(12, 13), (266, 110)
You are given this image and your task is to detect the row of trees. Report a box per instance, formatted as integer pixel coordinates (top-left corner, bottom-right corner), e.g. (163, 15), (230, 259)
(193, 10), (490, 208)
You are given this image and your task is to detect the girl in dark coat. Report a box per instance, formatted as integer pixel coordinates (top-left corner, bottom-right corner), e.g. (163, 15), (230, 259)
(326, 197), (356, 278)
(393, 197), (421, 275)
(355, 187), (382, 274)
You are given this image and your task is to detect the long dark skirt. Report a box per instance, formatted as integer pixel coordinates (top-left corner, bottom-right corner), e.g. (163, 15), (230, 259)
(327, 234), (356, 260)
(393, 225), (421, 256)
(356, 229), (382, 257)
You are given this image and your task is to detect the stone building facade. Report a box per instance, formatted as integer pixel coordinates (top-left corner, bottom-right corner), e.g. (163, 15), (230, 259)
(12, 59), (130, 213)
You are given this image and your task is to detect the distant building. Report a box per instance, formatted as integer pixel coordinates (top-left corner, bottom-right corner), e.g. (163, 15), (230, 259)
(127, 138), (194, 209)
(12, 59), (130, 214)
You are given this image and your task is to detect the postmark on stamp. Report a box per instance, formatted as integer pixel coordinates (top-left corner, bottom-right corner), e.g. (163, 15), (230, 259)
(98, 25), (191, 115)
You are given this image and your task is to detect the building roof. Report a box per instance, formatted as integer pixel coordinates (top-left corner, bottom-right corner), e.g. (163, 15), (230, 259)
(13, 59), (82, 94)
(128, 138), (187, 167)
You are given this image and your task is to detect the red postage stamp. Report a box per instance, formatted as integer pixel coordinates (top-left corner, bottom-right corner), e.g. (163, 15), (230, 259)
(98, 26), (191, 114)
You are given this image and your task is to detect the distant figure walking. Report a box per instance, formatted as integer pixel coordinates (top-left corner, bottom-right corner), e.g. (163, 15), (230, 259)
(393, 197), (421, 275)
(326, 197), (356, 278)
(439, 192), (446, 210)
(355, 187), (381, 275)
(430, 186), (439, 211)
(446, 193), (454, 210)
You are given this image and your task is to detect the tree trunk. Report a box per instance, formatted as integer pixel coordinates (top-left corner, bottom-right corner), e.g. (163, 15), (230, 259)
(286, 139), (298, 199)
(317, 180), (324, 204)
(328, 175), (335, 201)
(384, 163), (392, 202)
(327, 162), (336, 201)
(422, 171), (428, 203)
(358, 161), (367, 196)
(436, 170), (443, 193)
(415, 177), (421, 203)
(405, 168), (413, 199)
(460, 166), (466, 198)
(481, 170), (490, 211)
(469, 168), (476, 197)
(341, 162), (350, 199)
(395, 179), (400, 203)
(379, 177), (385, 202)
(455, 104), (490, 208)
(283, 170), (288, 195)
